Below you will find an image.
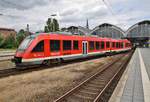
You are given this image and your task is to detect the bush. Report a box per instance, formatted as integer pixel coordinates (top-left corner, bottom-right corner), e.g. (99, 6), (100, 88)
(0, 29), (27, 49)
(16, 29), (26, 45)
(1, 34), (17, 49)
(0, 34), (3, 47)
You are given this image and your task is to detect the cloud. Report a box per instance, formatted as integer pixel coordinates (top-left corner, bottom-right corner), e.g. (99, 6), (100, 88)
(0, 0), (149, 32)
(0, 0), (49, 10)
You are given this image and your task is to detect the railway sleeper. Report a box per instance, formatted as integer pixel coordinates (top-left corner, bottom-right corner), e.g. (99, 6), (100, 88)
(80, 87), (101, 93)
(66, 94), (93, 102)
(92, 78), (107, 82)
(73, 92), (95, 100)
(86, 83), (104, 88)
(89, 80), (107, 85)
(78, 90), (98, 95)
(82, 86), (100, 92)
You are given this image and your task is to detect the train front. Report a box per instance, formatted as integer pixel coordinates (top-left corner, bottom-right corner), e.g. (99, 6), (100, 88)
(12, 36), (34, 67)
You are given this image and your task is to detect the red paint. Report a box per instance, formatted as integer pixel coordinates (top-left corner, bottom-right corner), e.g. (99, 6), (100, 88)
(15, 33), (132, 61)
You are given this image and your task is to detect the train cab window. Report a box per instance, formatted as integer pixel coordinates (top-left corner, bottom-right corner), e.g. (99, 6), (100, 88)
(112, 42), (115, 48)
(89, 41), (95, 50)
(63, 40), (72, 50)
(101, 41), (105, 49)
(18, 37), (34, 51)
(96, 42), (100, 50)
(73, 40), (79, 50)
(32, 40), (44, 52)
(50, 40), (60, 52)
(106, 42), (110, 48)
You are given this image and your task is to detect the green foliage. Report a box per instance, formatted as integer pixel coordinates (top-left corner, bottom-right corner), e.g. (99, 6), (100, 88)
(16, 29), (26, 45)
(1, 34), (17, 49)
(0, 33), (4, 47)
(44, 18), (59, 32)
(44, 26), (49, 33)
(61, 27), (67, 32)
(0, 29), (26, 49)
(53, 19), (59, 31)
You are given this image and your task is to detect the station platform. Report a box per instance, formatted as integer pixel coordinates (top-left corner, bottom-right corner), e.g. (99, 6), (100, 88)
(109, 48), (150, 102)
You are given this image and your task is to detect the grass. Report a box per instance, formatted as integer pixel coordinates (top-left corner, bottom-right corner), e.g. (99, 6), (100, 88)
(0, 56), (116, 102)
(0, 49), (16, 51)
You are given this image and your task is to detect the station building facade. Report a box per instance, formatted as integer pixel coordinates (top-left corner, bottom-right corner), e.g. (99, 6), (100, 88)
(0, 28), (16, 39)
(126, 20), (150, 47)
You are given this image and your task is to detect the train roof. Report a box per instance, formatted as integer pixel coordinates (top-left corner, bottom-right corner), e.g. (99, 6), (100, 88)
(29, 32), (129, 42)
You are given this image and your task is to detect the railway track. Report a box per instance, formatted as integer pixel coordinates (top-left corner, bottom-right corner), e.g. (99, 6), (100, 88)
(0, 54), (14, 61)
(0, 53), (112, 78)
(0, 52), (131, 79)
(54, 51), (133, 102)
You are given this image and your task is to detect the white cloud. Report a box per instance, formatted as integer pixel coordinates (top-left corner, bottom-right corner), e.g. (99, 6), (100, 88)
(0, 0), (149, 32)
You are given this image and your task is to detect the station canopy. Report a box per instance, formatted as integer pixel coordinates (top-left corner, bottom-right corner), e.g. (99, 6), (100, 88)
(126, 20), (150, 38)
(90, 23), (125, 39)
(67, 26), (91, 35)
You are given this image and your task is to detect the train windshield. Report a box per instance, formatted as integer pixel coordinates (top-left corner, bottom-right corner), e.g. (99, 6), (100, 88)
(18, 37), (34, 51)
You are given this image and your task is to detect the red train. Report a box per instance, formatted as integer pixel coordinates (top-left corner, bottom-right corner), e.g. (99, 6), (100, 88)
(12, 32), (131, 68)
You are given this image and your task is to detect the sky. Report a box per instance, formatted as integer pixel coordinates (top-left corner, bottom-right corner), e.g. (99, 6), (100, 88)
(0, 0), (149, 32)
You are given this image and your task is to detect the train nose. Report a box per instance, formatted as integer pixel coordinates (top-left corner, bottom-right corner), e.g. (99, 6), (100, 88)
(11, 51), (24, 64)
(11, 57), (22, 64)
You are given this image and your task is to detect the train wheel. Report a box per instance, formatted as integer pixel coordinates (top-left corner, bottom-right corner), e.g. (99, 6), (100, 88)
(42, 60), (51, 66)
(42, 58), (62, 66)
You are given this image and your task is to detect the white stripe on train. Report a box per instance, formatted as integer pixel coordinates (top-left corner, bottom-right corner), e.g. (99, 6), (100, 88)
(22, 48), (131, 63)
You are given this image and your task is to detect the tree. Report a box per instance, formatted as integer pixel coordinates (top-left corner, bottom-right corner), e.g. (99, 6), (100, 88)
(1, 33), (17, 48)
(16, 29), (26, 45)
(44, 26), (49, 33)
(0, 29), (26, 49)
(61, 27), (67, 32)
(44, 18), (59, 32)
(53, 18), (59, 31)
(0, 33), (4, 47)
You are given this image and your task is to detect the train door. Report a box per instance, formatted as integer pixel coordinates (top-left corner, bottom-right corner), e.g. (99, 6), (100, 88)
(82, 41), (88, 55)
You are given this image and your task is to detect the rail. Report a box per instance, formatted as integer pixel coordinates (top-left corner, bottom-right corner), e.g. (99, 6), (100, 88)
(54, 51), (133, 102)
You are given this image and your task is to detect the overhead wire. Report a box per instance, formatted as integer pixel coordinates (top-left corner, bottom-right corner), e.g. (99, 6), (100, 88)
(102, 0), (120, 25)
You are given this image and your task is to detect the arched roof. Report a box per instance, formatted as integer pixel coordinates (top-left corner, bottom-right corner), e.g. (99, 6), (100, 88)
(126, 20), (150, 37)
(90, 23), (125, 38)
(67, 26), (91, 35)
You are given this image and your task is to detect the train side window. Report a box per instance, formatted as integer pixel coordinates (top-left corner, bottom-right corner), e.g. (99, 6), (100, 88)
(101, 41), (104, 49)
(120, 43), (122, 48)
(121, 42), (124, 48)
(106, 42), (110, 48)
(112, 42), (115, 48)
(116, 42), (119, 48)
(126, 43), (129, 47)
(118, 42), (120, 48)
(126, 43), (128, 47)
(89, 41), (95, 50)
(73, 40), (79, 50)
(96, 42), (100, 50)
(50, 40), (60, 52)
(119, 43), (121, 48)
(32, 40), (44, 52)
(63, 40), (72, 50)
